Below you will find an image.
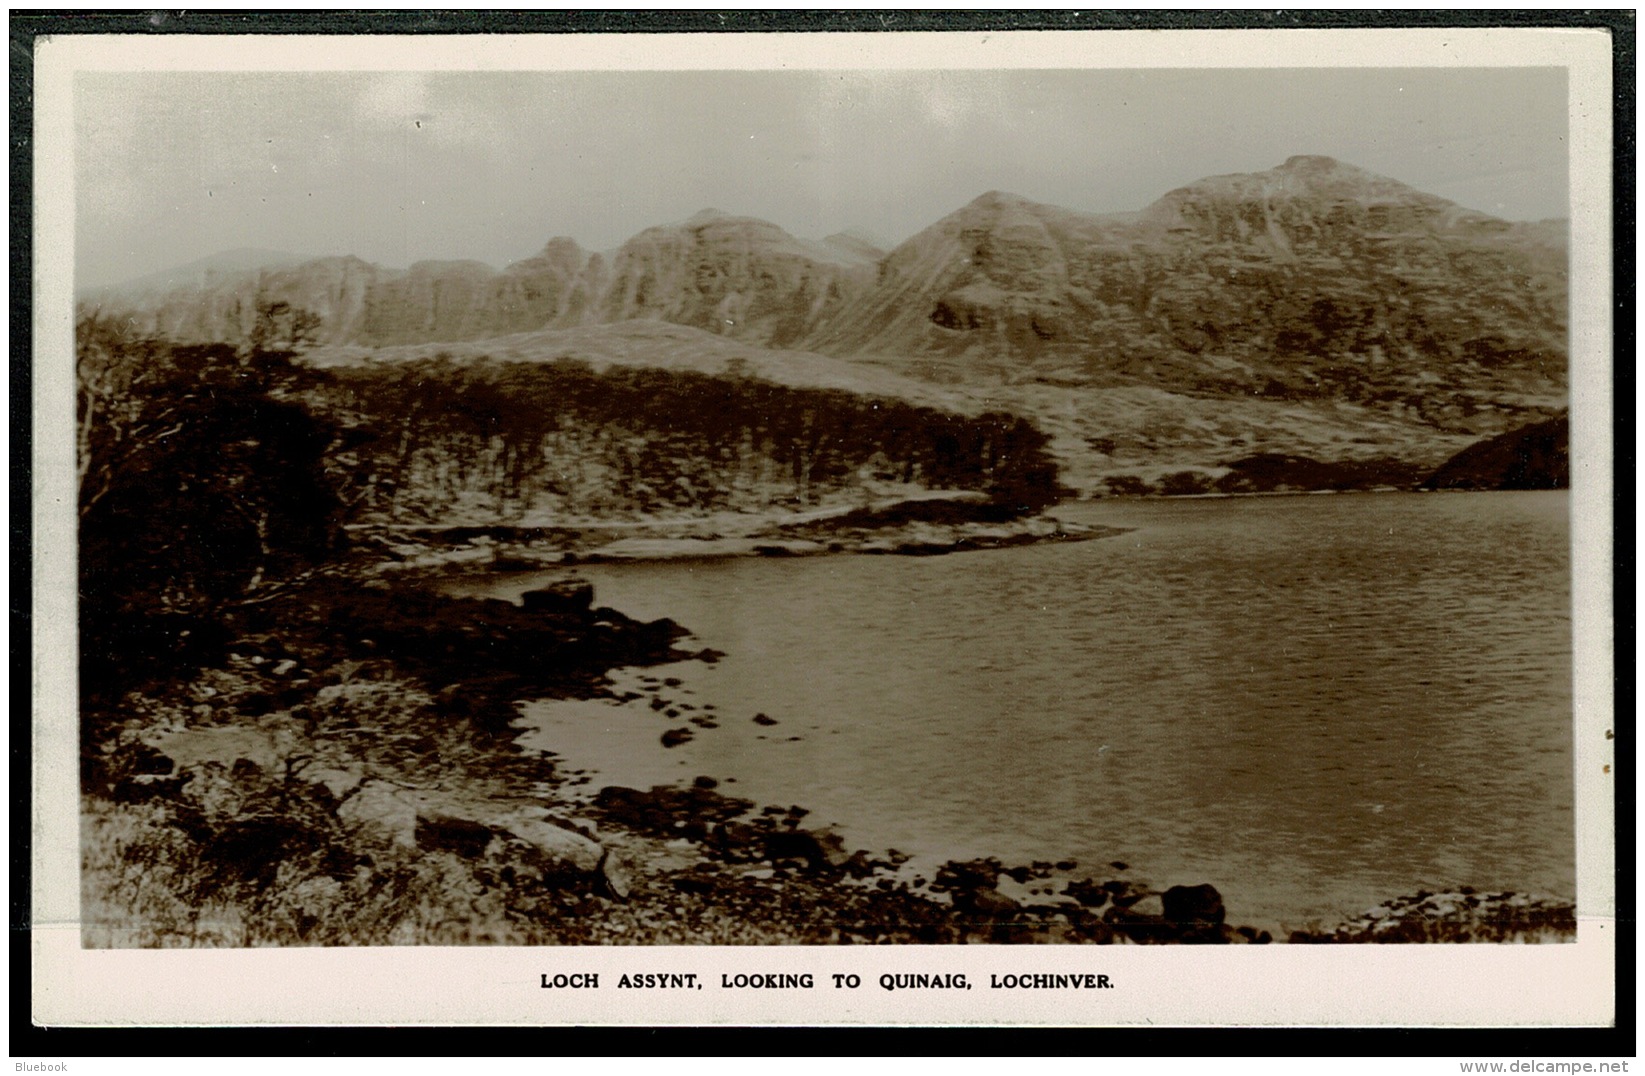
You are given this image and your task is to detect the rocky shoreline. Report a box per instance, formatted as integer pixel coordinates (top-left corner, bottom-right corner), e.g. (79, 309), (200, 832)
(349, 494), (1124, 578)
(81, 563), (1578, 947)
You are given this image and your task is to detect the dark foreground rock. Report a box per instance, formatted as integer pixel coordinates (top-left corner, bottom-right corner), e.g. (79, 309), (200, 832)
(219, 576), (699, 737)
(834, 854), (1274, 945)
(1163, 882), (1227, 925)
(325, 583), (689, 682)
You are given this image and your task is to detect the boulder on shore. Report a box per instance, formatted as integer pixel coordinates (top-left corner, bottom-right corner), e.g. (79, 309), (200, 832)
(962, 886), (1022, 917)
(414, 806), (609, 881)
(414, 811), (497, 858)
(597, 847), (635, 902)
(1163, 883), (1226, 925)
(503, 815), (605, 873)
(520, 580), (596, 615)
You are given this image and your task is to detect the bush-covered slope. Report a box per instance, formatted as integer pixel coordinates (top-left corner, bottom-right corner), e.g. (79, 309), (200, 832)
(1423, 417), (1570, 491)
(314, 356), (1064, 525)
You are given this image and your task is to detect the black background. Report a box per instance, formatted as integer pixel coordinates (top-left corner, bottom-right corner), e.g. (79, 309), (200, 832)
(10, 7), (1634, 1058)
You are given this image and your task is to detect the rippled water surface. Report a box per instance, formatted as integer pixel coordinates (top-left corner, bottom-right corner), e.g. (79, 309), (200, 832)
(456, 492), (1574, 930)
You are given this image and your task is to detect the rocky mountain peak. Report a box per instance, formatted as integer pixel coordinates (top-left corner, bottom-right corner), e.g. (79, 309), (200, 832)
(683, 208), (734, 227)
(1278, 153), (1350, 174)
(809, 157), (1565, 400)
(965, 190), (1037, 212)
(1180, 155), (1446, 210)
(536, 236), (586, 261)
(505, 236), (588, 277)
(1137, 155), (1465, 248)
(632, 210), (820, 258)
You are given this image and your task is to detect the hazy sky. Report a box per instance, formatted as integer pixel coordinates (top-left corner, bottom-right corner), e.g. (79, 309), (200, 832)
(75, 67), (1568, 288)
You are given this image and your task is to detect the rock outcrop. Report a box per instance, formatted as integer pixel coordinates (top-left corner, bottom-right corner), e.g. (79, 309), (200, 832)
(1162, 882), (1226, 925)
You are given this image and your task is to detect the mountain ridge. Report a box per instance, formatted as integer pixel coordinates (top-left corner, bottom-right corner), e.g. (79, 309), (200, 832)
(83, 156), (1568, 465)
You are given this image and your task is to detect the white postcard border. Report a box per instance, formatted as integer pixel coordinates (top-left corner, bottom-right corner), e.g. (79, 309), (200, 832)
(30, 25), (1618, 1028)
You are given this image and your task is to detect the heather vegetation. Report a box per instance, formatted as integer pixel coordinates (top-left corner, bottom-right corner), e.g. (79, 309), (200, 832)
(76, 310), (344, 709)
(314, 355), (1064, 524)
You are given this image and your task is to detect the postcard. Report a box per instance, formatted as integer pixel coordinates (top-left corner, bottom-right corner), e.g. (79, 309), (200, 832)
(29, 20), (1617, 1028)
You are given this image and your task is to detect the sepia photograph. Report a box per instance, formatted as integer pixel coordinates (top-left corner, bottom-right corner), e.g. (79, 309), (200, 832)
(30, 20), (1618, 1028)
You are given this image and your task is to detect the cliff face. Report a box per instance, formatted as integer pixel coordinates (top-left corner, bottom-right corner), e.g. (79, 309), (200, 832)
(85, 156), (1567, 432)
(353, 240), (607, 346)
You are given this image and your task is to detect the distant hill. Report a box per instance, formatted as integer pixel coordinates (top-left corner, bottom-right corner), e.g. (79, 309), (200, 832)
(86, 212), (878, 351)
(595, 210), (878, 348)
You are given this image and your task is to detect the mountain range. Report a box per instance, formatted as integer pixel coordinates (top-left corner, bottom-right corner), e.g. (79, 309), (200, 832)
(82, 156), (1569, 492)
